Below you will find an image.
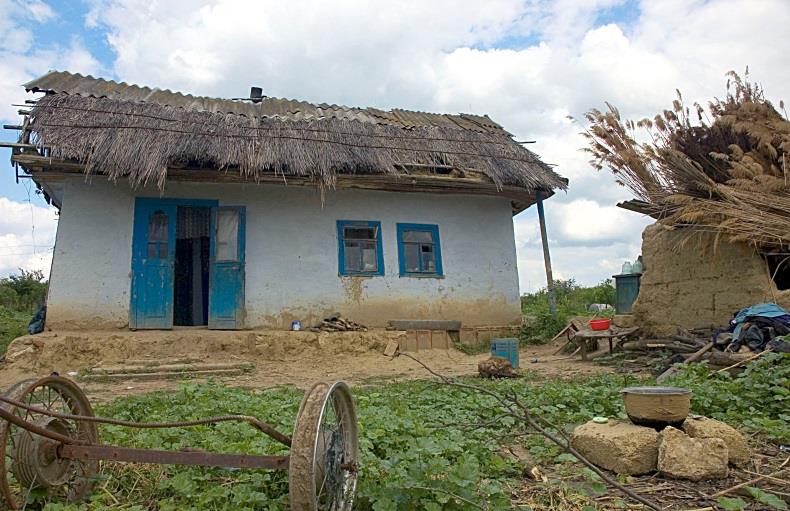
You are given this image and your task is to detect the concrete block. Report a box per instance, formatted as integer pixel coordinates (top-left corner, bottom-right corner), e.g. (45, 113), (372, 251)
(658, 426), (728, 481)
(683, 417), (752, 466)
(571, 420), (659, 475)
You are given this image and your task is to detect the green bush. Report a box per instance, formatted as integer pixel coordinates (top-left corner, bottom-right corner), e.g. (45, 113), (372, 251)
(0, 269), (48, 312)
(0, 306), (28, 356)
(519, 278), (615, 344)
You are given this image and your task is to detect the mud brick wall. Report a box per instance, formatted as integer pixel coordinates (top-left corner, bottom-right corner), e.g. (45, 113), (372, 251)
(633, 224), (790, 336)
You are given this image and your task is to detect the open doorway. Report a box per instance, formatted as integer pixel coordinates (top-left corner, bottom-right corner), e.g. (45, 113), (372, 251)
(174, 206), (210, 326)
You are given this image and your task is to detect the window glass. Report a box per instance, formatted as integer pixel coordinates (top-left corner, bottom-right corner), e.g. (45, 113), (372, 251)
(146, 210), (168, 259)
(216, 209), (239, 261)
(403, 230), (432, 243)
(338, 221), (382, 275)
(399, 225), (441, 276)
(344, 226), (377, 240)
(404, 243), (420, 272)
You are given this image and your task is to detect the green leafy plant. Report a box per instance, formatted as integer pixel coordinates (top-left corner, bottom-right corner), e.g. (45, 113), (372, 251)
(519, 279), (616, 344)
(30, 352), (788, 510)
(743, 486), (787, 510)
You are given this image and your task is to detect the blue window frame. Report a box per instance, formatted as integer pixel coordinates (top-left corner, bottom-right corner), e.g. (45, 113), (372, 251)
(337, 220), (384, 276)
(397, 223), (443, 277)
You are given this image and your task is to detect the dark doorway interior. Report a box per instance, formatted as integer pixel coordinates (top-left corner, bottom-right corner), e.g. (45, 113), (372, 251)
(174, 207), (211, 326)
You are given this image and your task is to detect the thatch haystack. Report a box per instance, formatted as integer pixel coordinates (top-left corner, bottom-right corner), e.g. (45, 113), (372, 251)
(22, 71), (566, 194)
(584, 71), (789, 253)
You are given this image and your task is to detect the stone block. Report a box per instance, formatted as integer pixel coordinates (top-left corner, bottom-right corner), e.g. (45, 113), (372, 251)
(658, 426), (728, 481)
(571, 420), (659, 475)
(683, 417), (752, 466)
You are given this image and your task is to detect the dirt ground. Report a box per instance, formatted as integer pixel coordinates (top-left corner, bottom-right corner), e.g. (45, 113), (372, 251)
(0, 329), (612, 402)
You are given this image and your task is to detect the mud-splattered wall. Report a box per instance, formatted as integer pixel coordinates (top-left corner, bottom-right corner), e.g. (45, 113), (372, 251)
(45, 178), (523, 330)
(633, 224), (790, 336)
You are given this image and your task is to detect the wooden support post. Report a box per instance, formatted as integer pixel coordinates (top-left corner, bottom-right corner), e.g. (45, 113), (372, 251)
(536, 190), (557, 315)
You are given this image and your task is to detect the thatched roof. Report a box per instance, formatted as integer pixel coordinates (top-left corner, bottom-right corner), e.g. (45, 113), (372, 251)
(21, 71), (565, 196)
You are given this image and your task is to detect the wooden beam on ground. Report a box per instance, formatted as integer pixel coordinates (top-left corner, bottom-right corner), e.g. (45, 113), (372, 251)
(656, 342), (712, 382)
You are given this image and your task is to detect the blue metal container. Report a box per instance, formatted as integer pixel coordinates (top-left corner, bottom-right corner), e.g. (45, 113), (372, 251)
(613, 273), (642, 314)
(490, 338), (519, 368)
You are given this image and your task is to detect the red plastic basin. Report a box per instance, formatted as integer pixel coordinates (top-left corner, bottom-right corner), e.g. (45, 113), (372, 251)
(589, 318), (611, 331)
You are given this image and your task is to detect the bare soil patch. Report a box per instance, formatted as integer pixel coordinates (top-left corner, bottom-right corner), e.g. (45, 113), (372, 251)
(0, 330), (611, 402)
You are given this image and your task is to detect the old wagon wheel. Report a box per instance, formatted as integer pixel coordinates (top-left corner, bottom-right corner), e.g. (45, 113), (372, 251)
(289, 381), (358, 511)
(0, 376), (99, 509)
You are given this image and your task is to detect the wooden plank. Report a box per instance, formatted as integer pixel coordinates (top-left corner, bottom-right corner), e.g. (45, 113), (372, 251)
(402, 331), (418, 352)
(656, 342), (712, 382)
(416, 330), (431, 350)
(12, 154), (541, 208)
(383, 339), (400, 357)
(430, 330), (450, 349)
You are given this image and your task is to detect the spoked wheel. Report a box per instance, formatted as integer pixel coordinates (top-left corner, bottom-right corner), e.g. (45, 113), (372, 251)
(289, 381), (358, 511)
(0, 376), (99, 509)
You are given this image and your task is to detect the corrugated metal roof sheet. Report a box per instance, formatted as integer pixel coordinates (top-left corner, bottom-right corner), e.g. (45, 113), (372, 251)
(24, 71), (506, 134)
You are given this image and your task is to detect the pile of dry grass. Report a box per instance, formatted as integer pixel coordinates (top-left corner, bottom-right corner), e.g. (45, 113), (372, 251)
(584, 71), (790, 252)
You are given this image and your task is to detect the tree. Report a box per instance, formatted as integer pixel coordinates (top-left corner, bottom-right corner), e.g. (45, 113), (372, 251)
(0, 269), (48, 312)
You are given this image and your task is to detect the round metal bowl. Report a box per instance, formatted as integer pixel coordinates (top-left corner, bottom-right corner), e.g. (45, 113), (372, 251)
(621, 386), (691, 429)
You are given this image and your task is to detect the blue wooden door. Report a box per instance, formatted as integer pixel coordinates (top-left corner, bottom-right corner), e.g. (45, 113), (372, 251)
(130, 200), (177, 329)
(208, 206), (246, 329)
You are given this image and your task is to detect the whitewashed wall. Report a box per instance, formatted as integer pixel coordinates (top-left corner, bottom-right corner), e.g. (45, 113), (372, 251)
(46, 178), (522, 329)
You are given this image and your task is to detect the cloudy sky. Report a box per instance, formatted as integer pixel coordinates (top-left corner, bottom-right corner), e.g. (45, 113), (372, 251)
(0, 0), (788, 292)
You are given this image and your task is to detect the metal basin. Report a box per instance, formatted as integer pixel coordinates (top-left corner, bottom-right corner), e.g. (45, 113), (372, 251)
(621, 386), (691, 429)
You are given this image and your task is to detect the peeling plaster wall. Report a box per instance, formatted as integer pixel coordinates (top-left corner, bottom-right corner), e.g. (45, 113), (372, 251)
(632, 223), (790, 336)
(46, 178), (523, 329)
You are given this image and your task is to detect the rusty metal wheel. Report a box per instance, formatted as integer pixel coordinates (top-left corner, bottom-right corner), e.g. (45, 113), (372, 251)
(289, 381), (358, 511)
(0, 376), (99, 509)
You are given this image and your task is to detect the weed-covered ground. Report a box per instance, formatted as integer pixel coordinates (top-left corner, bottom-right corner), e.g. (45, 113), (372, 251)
(36, 353), (789, 510)
(0, 306), (28, 357)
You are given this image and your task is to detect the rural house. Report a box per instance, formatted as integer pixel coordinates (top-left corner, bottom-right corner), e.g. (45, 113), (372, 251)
(6, 71), (565, 331)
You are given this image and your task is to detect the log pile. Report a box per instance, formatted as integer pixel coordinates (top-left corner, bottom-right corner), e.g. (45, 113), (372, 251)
(310, 314), (368, 332)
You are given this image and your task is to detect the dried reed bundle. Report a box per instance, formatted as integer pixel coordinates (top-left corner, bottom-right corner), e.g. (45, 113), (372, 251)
(584, 71), (790, 252)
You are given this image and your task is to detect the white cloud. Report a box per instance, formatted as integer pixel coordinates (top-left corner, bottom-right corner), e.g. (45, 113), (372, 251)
(25, 0), (55, 23)
(5, 0), (790, 293)
(0, 1), (103, 122)
(0, 197), (58, 278)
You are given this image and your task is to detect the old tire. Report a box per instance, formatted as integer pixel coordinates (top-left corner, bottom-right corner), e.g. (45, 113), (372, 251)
(289, 381), (358, 510)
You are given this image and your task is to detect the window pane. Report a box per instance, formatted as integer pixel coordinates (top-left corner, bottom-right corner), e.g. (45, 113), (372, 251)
(344, 240), (377, 272)
(148, 210), (168, 243)
(344, 242), (362, 272)
(361, 244), (378, 271)
(344, 226), (377, 240)
(404, 243), (420, 272)
(216, 209), (239, 261)
(402, 230), (433, 243)
(421, 245), (436, 272)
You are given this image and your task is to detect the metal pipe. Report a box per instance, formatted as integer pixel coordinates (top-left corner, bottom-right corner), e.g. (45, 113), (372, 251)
(536, 190), (557, 315)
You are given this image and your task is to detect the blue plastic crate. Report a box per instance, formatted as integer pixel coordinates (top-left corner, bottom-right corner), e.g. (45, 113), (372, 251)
(490, 338), (519, 368)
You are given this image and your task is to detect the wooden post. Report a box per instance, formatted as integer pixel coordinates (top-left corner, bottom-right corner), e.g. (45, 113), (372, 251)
(536, 191), (557, 315)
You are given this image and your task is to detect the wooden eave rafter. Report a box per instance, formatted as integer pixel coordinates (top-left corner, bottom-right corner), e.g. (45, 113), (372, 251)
(12, 153), (550, 215)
